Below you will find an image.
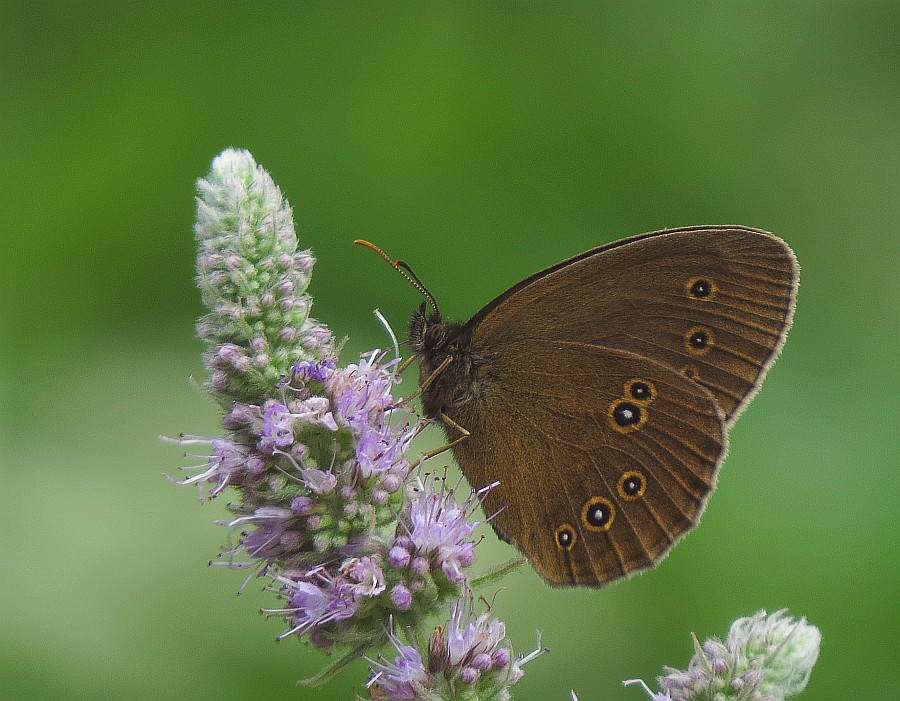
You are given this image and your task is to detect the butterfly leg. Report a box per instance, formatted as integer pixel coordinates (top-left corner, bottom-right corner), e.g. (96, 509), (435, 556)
(393, 355), (453, 408)
(394, 353), (418, 376)
(410, 412), (471, 467)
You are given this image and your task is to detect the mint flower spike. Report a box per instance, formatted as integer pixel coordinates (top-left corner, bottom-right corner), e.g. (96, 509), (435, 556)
(172, 149), (531, 696)
(627, 609), (821, 701)
(194, 148), (332, 403)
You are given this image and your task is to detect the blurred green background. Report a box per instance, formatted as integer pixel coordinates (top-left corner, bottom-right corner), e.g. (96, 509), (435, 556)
(2, 2), (897, 699)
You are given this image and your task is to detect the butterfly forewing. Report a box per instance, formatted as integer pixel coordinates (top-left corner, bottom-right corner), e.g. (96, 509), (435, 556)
(470, 226), (798, 425)
(448, 341), (727, 587)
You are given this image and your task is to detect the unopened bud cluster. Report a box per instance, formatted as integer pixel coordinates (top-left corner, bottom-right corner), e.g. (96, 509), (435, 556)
(194, 149), (331, 403)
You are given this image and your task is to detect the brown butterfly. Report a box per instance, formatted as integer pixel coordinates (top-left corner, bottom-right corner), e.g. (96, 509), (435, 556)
(360, 226), (798, 587)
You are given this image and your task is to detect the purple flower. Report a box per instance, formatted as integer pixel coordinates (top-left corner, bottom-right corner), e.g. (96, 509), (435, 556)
(291, 496), (313, 514)
(371, 489), (389, 504)
(472, 652), (492, 671)
(294, 357), (336, 384)
(390, 583), (412, 611)
(410, 556), (429, 577)
(445, 599), (507, 668)
(404, 478), (484, 584)
(298, 321), (333, 357)
(259, 401), (295, 452)
(366, 631), (431, 700)
(230, 507), (306, 565)
(341, 556), (386, 598)
(491, 648), (510, 669)
(165, 436), (258, 499)
(206, 439), (252, 496)
(288, 395), (339, 432)
(355, 422), (412, 478)
(301, 468), (337, 495)
(268, 558), (390, 644)
(458, 666), (479, 685)
(415, 596), (542, 695)
(388, 544), (411, 569)
(328, 353), (398, 428)
(221, 402), (255, 431)
(271, 569), (360, 641)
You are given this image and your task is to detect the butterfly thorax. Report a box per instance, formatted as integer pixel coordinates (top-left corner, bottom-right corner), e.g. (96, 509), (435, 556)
(408, 306), (481, 422)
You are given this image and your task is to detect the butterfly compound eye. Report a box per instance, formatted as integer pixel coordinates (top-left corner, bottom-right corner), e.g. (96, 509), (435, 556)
(424, 323), (444, 348)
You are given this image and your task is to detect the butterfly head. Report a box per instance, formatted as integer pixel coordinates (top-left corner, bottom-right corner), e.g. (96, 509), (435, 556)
(408, 302), (451, 355)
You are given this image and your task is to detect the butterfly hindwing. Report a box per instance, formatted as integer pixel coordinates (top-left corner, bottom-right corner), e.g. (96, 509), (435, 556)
(448, 341), (727, 587)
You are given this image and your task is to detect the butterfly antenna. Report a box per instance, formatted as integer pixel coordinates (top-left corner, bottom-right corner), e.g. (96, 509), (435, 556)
(354, 239), (440, 317)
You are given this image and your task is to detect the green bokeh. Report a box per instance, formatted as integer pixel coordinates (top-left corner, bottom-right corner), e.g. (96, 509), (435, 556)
(2, 3), (897, 699)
